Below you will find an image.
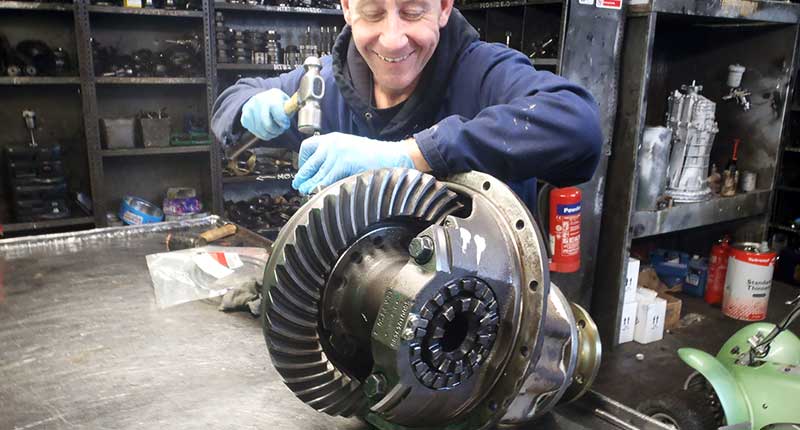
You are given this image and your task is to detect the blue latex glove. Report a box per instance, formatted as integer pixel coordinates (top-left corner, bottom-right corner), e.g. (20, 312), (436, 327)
(292, 132), (415, 194)
(240, 88), (291, 141)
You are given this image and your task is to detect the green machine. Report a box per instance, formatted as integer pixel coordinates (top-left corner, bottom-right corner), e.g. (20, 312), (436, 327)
(639, 295), (800, 430)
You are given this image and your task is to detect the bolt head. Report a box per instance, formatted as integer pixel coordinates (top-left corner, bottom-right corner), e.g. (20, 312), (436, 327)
(409, 236), (434, 264)
(364, 373), (387, 400)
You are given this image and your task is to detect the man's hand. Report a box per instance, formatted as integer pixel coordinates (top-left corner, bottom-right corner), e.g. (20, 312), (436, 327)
(240, 88), (291, 141)
(292, 132), (416, 194)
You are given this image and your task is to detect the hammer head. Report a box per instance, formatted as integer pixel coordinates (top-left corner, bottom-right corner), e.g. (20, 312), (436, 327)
(296, 56), (325, 135)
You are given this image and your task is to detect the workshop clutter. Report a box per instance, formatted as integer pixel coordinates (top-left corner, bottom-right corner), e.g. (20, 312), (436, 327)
(618, 258), (682, 345)
(0, 34), (72, 77)
(100, 110), (210, 149)
(215, 13), (336, 66)
(635, 67), (760, 211)
(92, 35), (204, 78)
(5, 145), (72, 222)
(224, 190), (301, 237)
(221, 0), (340, 9)
(91, 0), (202, 10)
(223, 147), (297, 177)
(110, 187), (205, 226)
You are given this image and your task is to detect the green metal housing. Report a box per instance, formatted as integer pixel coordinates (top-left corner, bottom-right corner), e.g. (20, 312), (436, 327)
(678, 323), (800, 430)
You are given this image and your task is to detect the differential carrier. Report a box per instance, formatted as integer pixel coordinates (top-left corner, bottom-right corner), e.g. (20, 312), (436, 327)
(262, 168), (601, 429)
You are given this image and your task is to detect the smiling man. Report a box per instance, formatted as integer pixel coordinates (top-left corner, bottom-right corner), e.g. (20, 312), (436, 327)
(211, 0), (603, 212)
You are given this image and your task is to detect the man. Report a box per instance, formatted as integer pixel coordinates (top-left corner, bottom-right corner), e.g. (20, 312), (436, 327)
(211, 0), (602, 211)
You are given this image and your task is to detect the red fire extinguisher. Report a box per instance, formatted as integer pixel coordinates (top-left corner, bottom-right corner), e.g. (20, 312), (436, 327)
(705, 236), (731, 305)
(549, 187), (581, 273)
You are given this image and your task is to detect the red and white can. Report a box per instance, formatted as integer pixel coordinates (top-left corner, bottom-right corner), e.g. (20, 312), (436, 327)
(705, 236), (731, 305)
(722, 242), (777, 321)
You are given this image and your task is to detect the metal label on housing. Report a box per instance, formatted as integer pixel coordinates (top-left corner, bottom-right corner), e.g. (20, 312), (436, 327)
(372, 289), (412, 350)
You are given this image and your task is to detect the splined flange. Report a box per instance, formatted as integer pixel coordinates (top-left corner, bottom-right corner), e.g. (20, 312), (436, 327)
(410, 277), (498, 390)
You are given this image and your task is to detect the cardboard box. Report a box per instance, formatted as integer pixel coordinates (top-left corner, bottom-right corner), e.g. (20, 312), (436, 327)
(657, 292), (682, 330)
(624, 257), (640, 304)
(618, 301), (638, 344)
(634, 296), (667, 344)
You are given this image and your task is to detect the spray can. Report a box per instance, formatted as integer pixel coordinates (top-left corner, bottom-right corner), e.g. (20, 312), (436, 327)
(722, 241), (777, 321)
(704, 236), (731, 305)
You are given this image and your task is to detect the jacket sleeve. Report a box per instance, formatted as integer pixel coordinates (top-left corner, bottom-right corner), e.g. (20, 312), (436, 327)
(210, 67), (306, 147)
(413, 43), (603, 187)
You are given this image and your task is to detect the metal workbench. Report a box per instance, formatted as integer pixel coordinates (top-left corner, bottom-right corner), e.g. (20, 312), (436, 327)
(0, 218), (666, 430)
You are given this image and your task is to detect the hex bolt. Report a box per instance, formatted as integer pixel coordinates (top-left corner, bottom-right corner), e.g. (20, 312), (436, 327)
(409, 236), (434, 265)
(364, 373), (387, 400)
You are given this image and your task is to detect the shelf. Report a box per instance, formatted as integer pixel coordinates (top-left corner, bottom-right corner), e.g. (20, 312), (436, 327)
(214, 2), (343, 15)
(0, 76), (80, 85)
(95, 77), (207, 85)
(100, 145), (210, 157)
(628, 0), (800, 24)
(531, 58), (558, 66)
(88, 4), (203, 16)
(2, 216), (94, 234)
(771, 223), (800, 235)
(458, 0), (561, 10)
(630, 190), (771, 239)
(0, 1), (73, 11)
(778, 185), (800, 193)
(786, 147), (800, 153)
(217, 63), (297, 72)
(223, 172), (295, 184)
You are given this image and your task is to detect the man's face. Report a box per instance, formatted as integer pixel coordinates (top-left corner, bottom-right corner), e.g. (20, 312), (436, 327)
(342, 0), (454, 99)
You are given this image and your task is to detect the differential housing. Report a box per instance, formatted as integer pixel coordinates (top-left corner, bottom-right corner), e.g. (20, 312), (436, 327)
(262, 168), (601, 429)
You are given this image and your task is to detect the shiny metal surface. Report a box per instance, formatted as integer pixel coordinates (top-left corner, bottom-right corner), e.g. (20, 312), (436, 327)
(665, 82), (718, 203)
(636, 126), (672, 211)
(262, 168), (601, 429)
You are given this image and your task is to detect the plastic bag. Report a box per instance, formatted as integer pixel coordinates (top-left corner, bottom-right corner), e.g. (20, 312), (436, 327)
(146, 246), (269, 308)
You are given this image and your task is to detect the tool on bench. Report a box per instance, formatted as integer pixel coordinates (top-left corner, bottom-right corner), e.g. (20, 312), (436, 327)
(166, 223), (238, 251)
(225, 56), (324, 176)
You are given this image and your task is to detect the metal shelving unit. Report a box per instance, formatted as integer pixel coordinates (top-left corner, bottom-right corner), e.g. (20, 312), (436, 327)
(87, 4), (203, 17)
(0, 76), (81, 85)
(213, 2), (342, 15)
(95, 77), (207, 85)
(75, 0), (220, 227)
(222, 172), (295, 184)
(458, 0), (561, 10)
(594, 1), (800, 346)
(0, 1), (74, 11)
(217, 63), (296, 72)
(100, 146), (211, 157)
(787, 146), (800, 153)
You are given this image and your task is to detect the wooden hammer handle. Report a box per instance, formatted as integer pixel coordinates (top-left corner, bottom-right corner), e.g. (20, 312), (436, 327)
(199, 224), (238, 243)
(284, 93), (300, 116)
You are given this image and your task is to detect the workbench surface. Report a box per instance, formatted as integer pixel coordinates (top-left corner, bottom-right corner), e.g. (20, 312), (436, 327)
(0, 220), (635, 430)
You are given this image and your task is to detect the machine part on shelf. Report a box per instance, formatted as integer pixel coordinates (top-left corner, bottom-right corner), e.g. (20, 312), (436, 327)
(721, 169), (738, 197)
(16, 40), (58, 76)
(119, 196), (164, 225)
(722, 242), (777, 322)
(708, 164), (722, 195)
(261, 168), (601, 429)
(224, 191), (302, 234)
(22, 110), (37, 148)
(226, 56), (324, 170)
(740, 171), (757, 192)
(166, 223), (238, 251)
(528, 33), (559, 60)
(636, 126), (672, 211)
(665, 81), (719, 203)
(722, 64), (752, 111)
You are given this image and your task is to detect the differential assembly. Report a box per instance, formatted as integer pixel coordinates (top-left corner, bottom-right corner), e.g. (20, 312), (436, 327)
(262, 168), (601, 429)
